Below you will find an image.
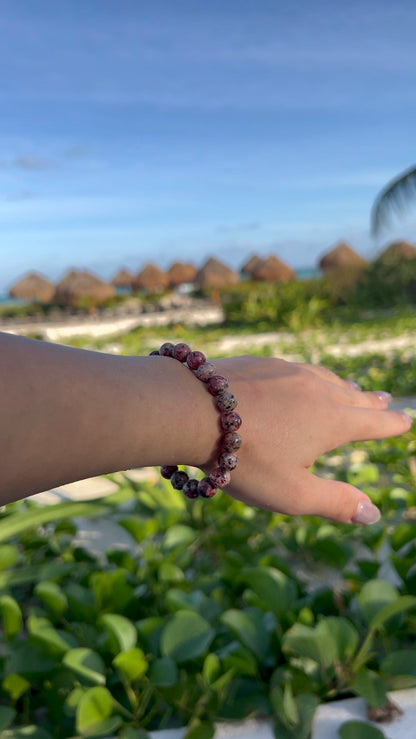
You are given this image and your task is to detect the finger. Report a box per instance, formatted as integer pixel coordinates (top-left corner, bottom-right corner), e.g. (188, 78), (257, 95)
(303, 364), (394, 409)
(297, 471), (380, 524)
(342, 407), (412, 442)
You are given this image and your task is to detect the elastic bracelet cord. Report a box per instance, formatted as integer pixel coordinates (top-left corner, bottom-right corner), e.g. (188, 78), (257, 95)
(149, 342), (242, 499)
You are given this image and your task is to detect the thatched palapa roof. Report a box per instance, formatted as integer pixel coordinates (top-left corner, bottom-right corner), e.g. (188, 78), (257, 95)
(168, 261), (197, 287)
(377, 240), (416, 265)
(319, 242), (367, 272)
(54, 270), (115, 306)
(241, 255), (264, 277)
(112, 268), (134, 288)
(195, 257), (239, 289)
(9, 271), (55, 303)
(132, 263), (169, 293)
(251, 255), (295, 282)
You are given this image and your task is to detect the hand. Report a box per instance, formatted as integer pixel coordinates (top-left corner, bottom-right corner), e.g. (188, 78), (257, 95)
(210, 357), (412, 523)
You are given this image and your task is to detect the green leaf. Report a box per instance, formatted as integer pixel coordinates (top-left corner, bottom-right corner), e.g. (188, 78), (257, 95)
(381, 649), (416, 680)
(163, 524), (197, 550)
(34, 581), (68, 619)
(0, 728), (53, 738)
(357, 580), (399, 624)
(282, 619), (356, 670)
(118, 516), (158, 543)
(203, 654), (221, 686)
(1, 673), (30, 702)
(0, 595), (22, 640)
(76, 686), (120, 736)
(0, 545), (19, 570)
(184, 721), (215, 739)
(0, 501), (107, 543)
(283, 682), (299, 728)
(119, 730), (151, 739)
(113, 648), (148, 681)
(369, 595), (415, 630)
(29, 625), (78, 657)
(63, 648), (106, 685)
(0, 707), (16, 731)
(390, 522), (416, 551)
(99, 613), (137, 654)
(352, 670), (388, 709)
(158, 562), (184, 583)
(221, 609), (271, 662)
(5, 642), (56, 677)
(240, 566), (296, 618)
(338, 720), (386, 738)
(316, 618), (359, 662)
(161, 609), (215, 663)
(148, 656), (178, 687)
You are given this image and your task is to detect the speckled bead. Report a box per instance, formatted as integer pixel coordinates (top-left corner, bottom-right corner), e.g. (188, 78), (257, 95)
(173, 343), (191, 362)
(159, 342), (175, 357)
(194, 362), (216, 382)
(207, 375), (229, 396)
(218, 451), (238, 470)
(216, 392), (237, 412)
(187, 350), (206, 370)
(182, 478), (199, 499)
(221, 412), (242, 432)
(198, 477), (217, 498)
(222, 431), (242, 452)
(161, 465), (178, 479)
(149, 350), (160, 356)
(170, 470), (189, 490)
(209, 467), (231, 488)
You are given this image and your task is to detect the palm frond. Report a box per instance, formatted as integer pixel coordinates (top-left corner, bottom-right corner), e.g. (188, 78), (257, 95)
(371, 164), (416, 236)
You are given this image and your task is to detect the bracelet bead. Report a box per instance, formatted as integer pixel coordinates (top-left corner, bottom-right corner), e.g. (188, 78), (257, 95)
(221, 412), (242, 432)
(194, 362), (216, 382)
(216, 392), (237, 412)
(151, 343), (242, 499)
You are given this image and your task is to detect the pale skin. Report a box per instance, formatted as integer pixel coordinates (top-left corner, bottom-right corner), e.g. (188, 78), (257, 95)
(0, 331), (412, 523)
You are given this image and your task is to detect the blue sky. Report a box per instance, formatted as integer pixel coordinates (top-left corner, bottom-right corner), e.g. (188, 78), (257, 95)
(1, 0), (416, 292)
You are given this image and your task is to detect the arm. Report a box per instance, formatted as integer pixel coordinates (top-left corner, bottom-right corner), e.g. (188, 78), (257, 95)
(0, 332), (411, 522)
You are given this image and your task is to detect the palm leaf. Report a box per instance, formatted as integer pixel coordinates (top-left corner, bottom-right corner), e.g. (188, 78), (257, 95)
(371, 164), (416, 235)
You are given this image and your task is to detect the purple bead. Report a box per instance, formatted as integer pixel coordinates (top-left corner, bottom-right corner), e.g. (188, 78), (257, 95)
(173, 343), (191, 362)
(187, 351), (206, 370)
(161, 465), (178, 479)
(159, 342), (175, 357)
(207, 375), (229, 396)
(216, 392), (237, 412)
(182, 478), (199, 499)
(222, 432), (242, 452)
(209, 467), (231, 488)
(149, 350), (160, 356)
(198, 477), (217, 498)
(221, 412), (242, 432)
(218, 451), (238, 470)
(170, 470), (189, 490)
(194, 362), (216, 382)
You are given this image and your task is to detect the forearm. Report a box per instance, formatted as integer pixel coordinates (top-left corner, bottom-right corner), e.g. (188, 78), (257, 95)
(0, 332), (218, 503)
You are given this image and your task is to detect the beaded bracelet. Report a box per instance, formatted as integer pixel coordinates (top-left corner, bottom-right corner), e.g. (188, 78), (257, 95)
(149, 342), (242, 499)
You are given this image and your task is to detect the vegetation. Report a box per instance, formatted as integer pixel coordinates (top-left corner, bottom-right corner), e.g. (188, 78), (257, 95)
(0, 422), (415, 737)
(1, 279), (416, 736)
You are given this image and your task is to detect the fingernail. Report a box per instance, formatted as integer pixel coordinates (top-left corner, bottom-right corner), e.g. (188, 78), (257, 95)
(373, 391), (392, 402)
(347, 381), (361, 390)
(352, 501), (381, 525)
(401, 411), (413, 427)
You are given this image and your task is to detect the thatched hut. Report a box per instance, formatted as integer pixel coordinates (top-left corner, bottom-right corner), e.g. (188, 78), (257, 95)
(319, 242), (367, 272)
(54, 270), (115, 307)
(377, 240), (416, 265)
(9, 271), (55, 303)
(241, 255), (264, 277)
(132, 263), (169, 293)
(195, 257), (239, 290)
(112, 268), (134, 289)
(251, 255), (295, 282)
(167, 261), (197, 288)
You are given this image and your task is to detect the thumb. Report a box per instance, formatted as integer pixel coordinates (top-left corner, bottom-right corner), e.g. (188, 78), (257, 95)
(298, 471), (381, 524)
